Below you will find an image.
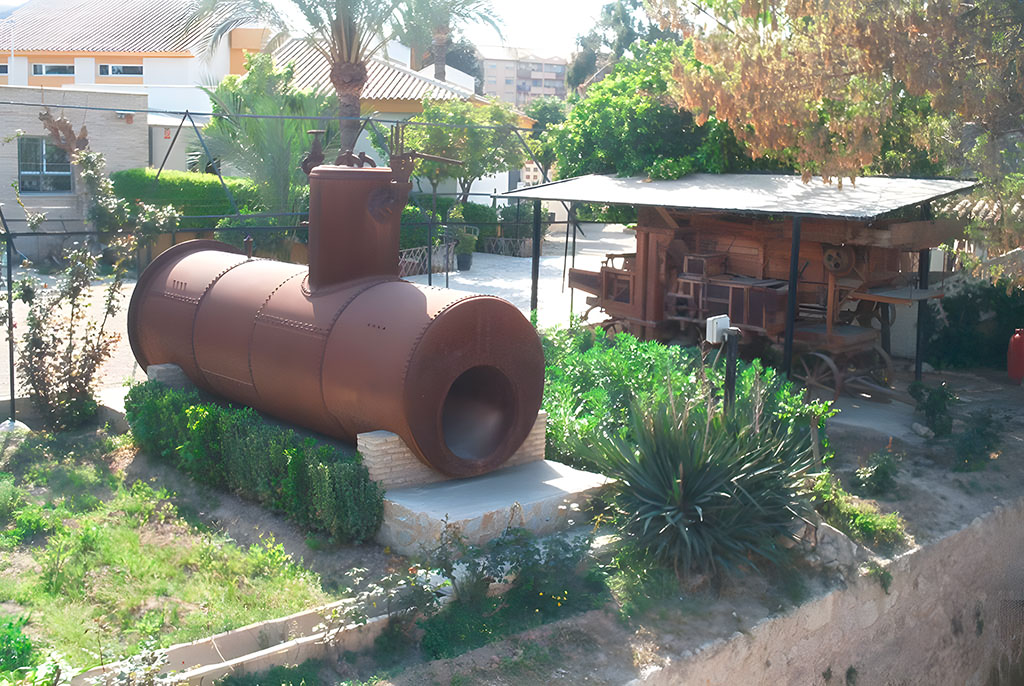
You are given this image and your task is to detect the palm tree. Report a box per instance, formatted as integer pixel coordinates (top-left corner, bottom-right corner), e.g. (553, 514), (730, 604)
(395, 0), (501, 82)
(189, 0), (400, 153)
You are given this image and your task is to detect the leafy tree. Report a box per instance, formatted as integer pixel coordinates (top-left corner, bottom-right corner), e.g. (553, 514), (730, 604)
(202, 53), (337, 214)
(524, 97), (566, 178)
(399, 98), (526, 201)
(394, 0), (500, 82)
(551, 41), (769, 180)
(190, 0), (401, 152)
(567, 0), (676, 89)
(647, 0), (1022, 185)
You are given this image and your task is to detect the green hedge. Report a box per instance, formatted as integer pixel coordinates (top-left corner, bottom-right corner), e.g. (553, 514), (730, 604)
(924, 278), (1024, 369)
(111, 168), (263, 230)
(124, 382), (383, 542)
(409, 197), (500, 239)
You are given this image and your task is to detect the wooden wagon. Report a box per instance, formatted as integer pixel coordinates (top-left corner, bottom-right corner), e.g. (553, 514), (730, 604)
(504, 174), (975, 399)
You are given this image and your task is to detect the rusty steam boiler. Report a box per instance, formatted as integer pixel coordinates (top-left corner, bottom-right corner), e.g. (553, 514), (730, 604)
(127, 161), (544, 478)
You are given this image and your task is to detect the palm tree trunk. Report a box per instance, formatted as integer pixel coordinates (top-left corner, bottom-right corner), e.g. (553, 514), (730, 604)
(330, 61), (368, 154)
(432, 27), (450, 82)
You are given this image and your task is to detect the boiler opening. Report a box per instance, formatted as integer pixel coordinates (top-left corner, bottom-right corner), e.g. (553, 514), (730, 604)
(441, 366), (516, 462)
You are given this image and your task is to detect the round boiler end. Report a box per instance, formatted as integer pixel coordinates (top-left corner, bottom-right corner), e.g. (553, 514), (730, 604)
(404, 296), (544, 477)
(441, 365), (518, 462)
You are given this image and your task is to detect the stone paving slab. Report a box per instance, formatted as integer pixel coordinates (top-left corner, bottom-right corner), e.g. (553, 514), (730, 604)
(376, 460), (611, 556)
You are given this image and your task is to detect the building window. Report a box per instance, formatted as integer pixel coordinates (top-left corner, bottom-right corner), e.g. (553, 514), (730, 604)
(18, 137), (73, 193)
(504, 77), (512, 85)
(0, 64), (7, 75)
(99, 64), (144, 76)
(32, 64), (75, 76)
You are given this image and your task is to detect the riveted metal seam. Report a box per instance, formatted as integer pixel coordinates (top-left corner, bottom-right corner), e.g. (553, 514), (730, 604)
(190, 257), (252, 391)
(249, 268), (307, 405)
(317, 277), (397, 436)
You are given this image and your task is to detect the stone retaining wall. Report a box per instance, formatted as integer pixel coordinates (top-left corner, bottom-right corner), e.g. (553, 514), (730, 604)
(645, 497), (1024, 686)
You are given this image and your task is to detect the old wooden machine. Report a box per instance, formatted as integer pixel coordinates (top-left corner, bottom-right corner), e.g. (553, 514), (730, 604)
(509, 173), (973, 400)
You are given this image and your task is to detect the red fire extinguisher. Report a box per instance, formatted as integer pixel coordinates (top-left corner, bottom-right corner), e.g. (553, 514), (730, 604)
(1010, 329), (1024, 384)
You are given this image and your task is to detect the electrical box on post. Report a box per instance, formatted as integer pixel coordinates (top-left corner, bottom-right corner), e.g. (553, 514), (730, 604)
(706, 314), (731, 344)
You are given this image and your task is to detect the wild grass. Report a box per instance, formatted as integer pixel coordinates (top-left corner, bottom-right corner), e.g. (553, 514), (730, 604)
(0, 429), (333, 669)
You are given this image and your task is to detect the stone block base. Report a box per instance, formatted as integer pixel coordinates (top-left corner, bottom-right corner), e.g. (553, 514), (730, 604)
(375, 460), (610, 557)
(357, 410), (547, 491)
(146, 363), (194, 390)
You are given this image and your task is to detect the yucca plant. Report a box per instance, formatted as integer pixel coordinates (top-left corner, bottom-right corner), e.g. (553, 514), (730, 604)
(588, 385), (819, 578)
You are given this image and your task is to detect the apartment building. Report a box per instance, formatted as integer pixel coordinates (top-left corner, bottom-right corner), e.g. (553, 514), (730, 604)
(477, 45), (567, 107)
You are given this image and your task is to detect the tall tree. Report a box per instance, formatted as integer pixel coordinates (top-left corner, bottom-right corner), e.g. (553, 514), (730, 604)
(394, 0), (501, 82)
(189, 0), (400, 153)
(567, 0), (676, 89)
(552, 41), (767, 180)
(399, 98), (526, 201)
(647, 0), (1024, 186)
(202, 53), (337, 213)
(524, 97), (566, 177)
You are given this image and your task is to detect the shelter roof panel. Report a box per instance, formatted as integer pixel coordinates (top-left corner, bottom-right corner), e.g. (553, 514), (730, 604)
(502, 173), (977, 220)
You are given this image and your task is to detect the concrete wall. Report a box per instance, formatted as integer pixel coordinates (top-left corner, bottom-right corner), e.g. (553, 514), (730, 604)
(647, 497), (1024, 686)
(0, 85), (149, 260)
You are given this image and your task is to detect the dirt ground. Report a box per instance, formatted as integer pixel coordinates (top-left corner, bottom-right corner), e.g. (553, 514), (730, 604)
(358, 367), (1024, 686)
(83, 366), (1021, 685)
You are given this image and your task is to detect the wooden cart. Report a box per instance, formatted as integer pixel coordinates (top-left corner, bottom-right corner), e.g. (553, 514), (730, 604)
(569, 206), (962, 400)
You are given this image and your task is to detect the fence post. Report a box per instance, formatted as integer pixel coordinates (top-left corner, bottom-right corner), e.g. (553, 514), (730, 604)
(0, 204), (15, 424)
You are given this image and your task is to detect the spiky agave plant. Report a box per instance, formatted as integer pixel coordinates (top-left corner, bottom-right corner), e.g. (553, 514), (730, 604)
(588, 388), (818, 578)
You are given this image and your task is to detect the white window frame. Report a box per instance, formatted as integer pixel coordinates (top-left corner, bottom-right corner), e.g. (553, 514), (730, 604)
(99, 64), (144, 76)
(32, 64), (75, 76)
(18, 136), (74, 194)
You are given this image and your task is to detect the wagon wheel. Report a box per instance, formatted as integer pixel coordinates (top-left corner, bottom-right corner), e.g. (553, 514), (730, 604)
(844, 345), (896, 402)
(600, 318), (629, 337)
(792, 352), (843, 402)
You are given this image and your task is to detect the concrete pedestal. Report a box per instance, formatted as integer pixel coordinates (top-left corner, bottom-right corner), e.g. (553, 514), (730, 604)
(376, 459), (610, 557)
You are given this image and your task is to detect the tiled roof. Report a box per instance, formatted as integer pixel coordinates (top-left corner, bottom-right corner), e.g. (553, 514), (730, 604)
(275, 39), (475, 104)
(0, 0), (204, 53)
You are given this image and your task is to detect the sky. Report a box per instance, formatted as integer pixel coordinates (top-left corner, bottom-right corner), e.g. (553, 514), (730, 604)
(0, 0), (605, 58)
(462, 0), (607, 58)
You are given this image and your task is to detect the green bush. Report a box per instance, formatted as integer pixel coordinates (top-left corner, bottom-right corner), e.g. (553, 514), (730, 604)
(0, 615), (35, 672)
(218, 659), (324, 686)
(813, 473), (905, 552)
(124, 382), (383, 543)
(400, 204), (443, 249)
(586, 393), (818, 577)
(925, 278), (1024, 369)
(124, 383), (201, 461)
(111, 168), (263, 230)
(908, 381), (957, 436)
(854, 445), (902, 495)
(214, 212), (296, 259)
(418, 527), (602, 660)
(541, 326), (830, 472)
(952, 409), (1003, 472)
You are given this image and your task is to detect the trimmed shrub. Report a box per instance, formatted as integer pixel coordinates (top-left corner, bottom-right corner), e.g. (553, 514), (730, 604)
(124, 382), (383, 542)
(111, 168), (263, 230)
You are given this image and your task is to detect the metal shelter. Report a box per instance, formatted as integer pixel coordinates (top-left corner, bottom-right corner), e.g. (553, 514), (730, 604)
(502, 173), (976, 387)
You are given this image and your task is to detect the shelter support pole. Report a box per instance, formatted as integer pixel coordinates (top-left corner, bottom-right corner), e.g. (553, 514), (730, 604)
(783, 216), (802, 376)
(531, 200), (541, 314)
(914, 202), (932, 381)
(880, 304), (892, 354)
(914, 249), (930, 382)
